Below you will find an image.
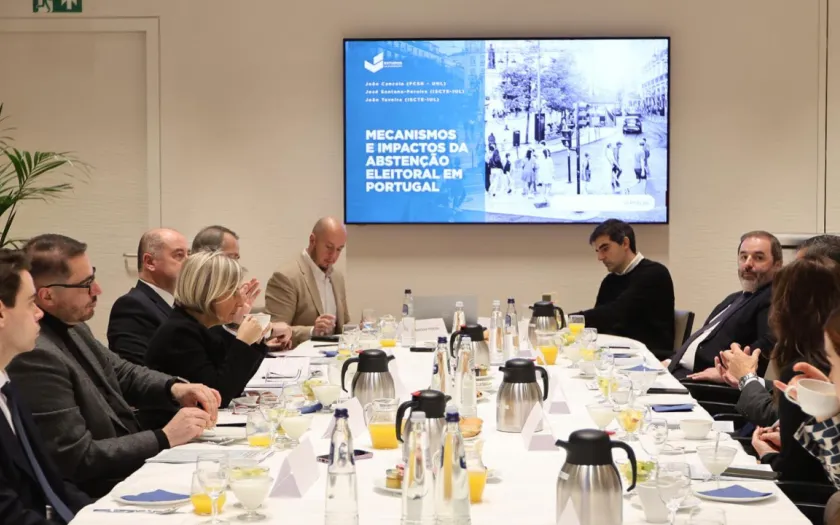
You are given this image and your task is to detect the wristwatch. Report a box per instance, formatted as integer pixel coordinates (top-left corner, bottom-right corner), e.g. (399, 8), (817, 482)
(738, 372), (758, 390)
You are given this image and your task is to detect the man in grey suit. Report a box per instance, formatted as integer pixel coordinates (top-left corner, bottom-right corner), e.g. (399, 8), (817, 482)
(7, 234), (222, 497)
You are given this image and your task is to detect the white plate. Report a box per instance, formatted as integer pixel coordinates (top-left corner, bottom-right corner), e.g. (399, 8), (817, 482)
(669, 430), (732, 443)
(111, 488), (191, 508)
(639, 395), (696, 407)
(692, 482), (776, 503)
(630, 494), (700, 511)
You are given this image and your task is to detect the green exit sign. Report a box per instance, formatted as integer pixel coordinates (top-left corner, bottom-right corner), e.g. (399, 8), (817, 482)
(33, 0), (82, 13)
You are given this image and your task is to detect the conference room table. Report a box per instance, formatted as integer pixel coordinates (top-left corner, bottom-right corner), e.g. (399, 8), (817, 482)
(71, 335), (812, 525)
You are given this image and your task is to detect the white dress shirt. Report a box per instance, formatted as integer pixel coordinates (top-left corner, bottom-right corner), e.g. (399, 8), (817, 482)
(619, 252), (645, 275)
(140, 279), (174, 307)
(678, 304), (733, 371)
(302, 250), (337, 317)
(0, 369), (15, 435)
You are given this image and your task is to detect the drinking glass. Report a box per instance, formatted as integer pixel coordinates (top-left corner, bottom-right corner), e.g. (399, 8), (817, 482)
(689, 508), (727, 525)
(536, 329), (559, 365)
(581, 327), (598, 345)
(655, 462), (692, 525)
(608, 375), (633, 409)
(191, 470), (227, 516)
(198, 463), (230, 525)
(246, 410), (274, 448)
(227, 459), (269, 509)
(196, 452), (230, 475)
(230, 476), (274, 522)
(696, 444), (737, 485)
(617, 401), (648, 441)
(378, 315), (399, 348)
(361, 308), (376, 330)
(629, 370), (658, 397)
(564, 341), (582, 368)
(340, 325), (359, 355)
(279, 409), (311, 447)
(313, 384), (342, 412)
(641, 418), (670, 460)
(586, 402), (615, 430)
(568, 314), (585, 338)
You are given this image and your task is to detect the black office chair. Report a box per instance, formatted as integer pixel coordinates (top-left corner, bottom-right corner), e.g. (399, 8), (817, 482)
(776, 482), (836, 525)
(696, 400), (738, 418)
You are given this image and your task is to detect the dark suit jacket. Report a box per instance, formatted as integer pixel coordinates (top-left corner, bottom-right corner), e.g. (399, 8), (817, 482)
(107, 280), (173, 365)
(736, 379), (778, 427)
(671, 284), (774, 375)
(145, 306), (265, 415)
(0, 382), (91, 524)
(7, 321), (176, 497)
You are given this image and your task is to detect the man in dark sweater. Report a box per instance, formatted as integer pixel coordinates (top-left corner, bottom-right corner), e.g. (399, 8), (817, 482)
(575, 219), (675, 358)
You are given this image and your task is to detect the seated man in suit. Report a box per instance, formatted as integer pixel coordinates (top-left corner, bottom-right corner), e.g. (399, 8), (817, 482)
(191, 225), (292, 348)
(107, 228), (188, 364)
(265, 217), (351, 347)
(665, 230), (781, 381)
(0, 249), (91, 524)
(8, 234), (221, 497)
(715, 234), (840, 427)
(573, 219), (675, 358)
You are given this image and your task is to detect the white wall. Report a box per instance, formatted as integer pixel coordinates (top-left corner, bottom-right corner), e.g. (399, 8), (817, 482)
(0, 0), (832, 335)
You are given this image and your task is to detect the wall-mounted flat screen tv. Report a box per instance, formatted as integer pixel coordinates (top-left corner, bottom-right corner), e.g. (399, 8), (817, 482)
(344, 37), (670, 224)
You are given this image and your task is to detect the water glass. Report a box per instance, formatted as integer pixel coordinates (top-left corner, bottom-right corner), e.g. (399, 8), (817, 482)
(608, 375), (633, 409)
(641, 418), (670, 459)
(655, 462), (691, 525)
(581, 327), (598, 345)
(689, 508), (727, 525)
(198, 463), (230, 525)
(361, 308), (376, 330)
(246, 411), (274, 448)
(340, 325), (359, 354)
(568, 314), (585, 337)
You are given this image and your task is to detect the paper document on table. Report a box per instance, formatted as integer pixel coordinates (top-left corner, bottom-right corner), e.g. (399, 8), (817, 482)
(521, 404), (556, 451)
(146, 448), (274, 464)
(247, 357), (309, 388)
(270, 438), (319, 498)
(414, 318), (448, 342)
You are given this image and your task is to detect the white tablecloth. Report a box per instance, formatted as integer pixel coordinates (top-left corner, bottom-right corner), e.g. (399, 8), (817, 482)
(71, 336), (811, 524)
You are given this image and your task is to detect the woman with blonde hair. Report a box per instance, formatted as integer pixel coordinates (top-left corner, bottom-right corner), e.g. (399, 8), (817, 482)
(145, 251), (269, 421)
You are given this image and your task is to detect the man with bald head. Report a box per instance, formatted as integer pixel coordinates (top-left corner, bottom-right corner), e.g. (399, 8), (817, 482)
(107, 228), (188, 364)
(265, 217), (351, 347)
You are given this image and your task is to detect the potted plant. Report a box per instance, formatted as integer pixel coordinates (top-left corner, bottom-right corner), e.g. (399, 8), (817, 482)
(0, 103), (89, 247)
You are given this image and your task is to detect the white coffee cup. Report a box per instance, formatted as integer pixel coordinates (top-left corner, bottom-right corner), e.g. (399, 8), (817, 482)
(636, 481), (669, 523)
(784, 378), (840, 419)
(679, 419), (712, 440)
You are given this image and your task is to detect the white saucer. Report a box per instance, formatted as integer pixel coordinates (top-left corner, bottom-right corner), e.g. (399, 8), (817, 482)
(670, 430), (731, 443)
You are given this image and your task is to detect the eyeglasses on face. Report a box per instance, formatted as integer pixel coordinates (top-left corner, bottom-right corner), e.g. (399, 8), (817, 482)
(43, 268), (97, 294)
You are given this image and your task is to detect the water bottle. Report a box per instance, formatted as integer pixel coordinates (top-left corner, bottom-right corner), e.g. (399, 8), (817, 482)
(401, 289), (416, 346)
(454, 336), (477, 418)
(401, 412), (436, 525)
(435, 405), (471, 525)
(325, 408), (359, 525)
(452, 301), (466, 334)
(488, 300), (504, 363)
(503, 298), (519, 361)
(430, 336), (450, 395)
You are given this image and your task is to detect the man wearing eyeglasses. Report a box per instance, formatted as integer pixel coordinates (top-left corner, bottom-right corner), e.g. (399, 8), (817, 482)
(7, 234), (222, 497)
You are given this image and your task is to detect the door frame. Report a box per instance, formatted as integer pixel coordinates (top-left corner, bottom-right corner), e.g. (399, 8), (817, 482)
(0, 17), (161, 228)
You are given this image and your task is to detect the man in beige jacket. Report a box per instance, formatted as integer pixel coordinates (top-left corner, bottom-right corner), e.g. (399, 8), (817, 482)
(265, 217), (351, 347)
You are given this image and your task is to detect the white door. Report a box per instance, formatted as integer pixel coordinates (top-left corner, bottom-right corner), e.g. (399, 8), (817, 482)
(0, 18), (160, 339)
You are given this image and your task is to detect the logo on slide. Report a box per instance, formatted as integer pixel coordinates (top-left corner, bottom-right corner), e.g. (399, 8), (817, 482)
(364, 53), (402, 73)
(364, 53), (385, 73)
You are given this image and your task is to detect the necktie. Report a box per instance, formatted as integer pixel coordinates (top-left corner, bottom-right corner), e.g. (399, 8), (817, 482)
(1, 384), (74, 523)
(668, 292), (752, 373)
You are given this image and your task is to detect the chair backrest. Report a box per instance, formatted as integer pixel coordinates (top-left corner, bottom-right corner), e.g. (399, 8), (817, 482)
(673, 309), (695, 351)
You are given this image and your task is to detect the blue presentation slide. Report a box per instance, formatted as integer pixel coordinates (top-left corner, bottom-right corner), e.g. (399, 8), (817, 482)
(344, 39), (669, 224)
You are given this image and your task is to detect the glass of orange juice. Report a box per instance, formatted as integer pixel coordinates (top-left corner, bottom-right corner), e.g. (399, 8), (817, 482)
(464, 438), (487, 503)
(568, 314), (585, 336)
(365, 398), (399, 449)
(378, 315), (398, 348)
(535, 330), (559, 365)
(191, 470), (227, 516)
(246, 410), (274, 448)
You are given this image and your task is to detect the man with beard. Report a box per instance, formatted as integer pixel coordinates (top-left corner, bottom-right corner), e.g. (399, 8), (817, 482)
(265, 217), (351, 347)
(665, 231), (782, 380)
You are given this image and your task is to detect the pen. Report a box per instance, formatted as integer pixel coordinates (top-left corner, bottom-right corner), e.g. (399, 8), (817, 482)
(314, 343), (338, 348)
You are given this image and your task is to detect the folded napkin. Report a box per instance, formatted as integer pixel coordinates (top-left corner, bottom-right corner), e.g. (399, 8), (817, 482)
(651, 404), (694, 413)
(121, 489), (189, 503)
(320, 350), (338, 357)
(697, 484), (772, 499)
(299, 402), (323, 414)
(625, 364), (660, 372)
